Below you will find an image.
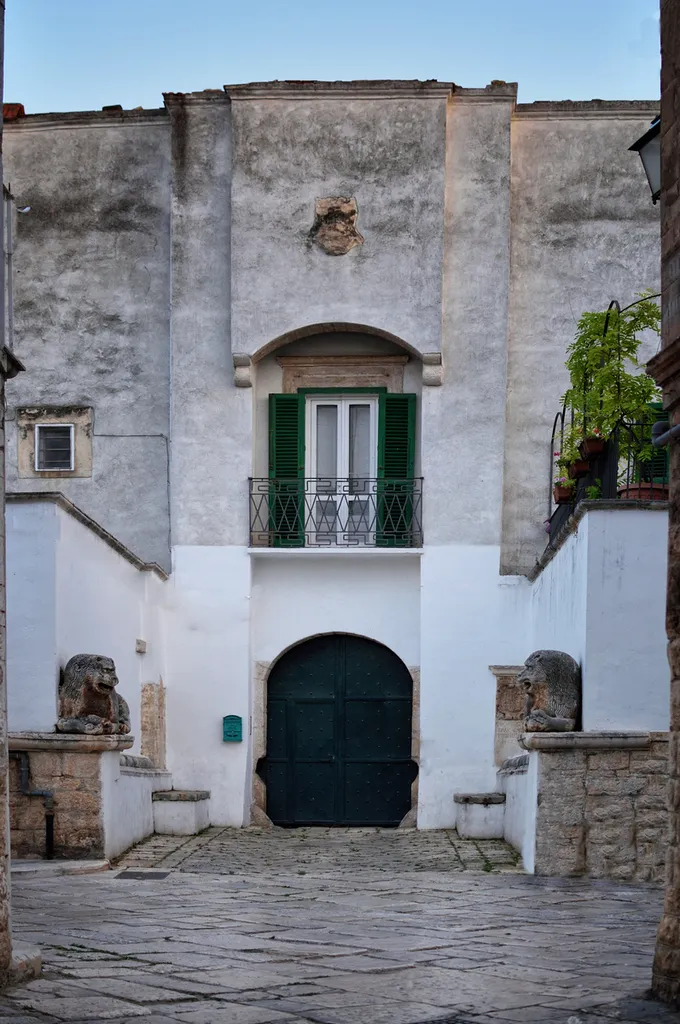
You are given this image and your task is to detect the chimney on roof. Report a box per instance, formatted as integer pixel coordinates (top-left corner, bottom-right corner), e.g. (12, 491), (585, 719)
(102, 104), (123, 112)
(3, 104), (25, 122)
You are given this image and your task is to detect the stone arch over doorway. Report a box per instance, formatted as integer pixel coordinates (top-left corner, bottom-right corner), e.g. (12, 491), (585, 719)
(234, 323), (443, 387)
(252, 633), (419, 827)
(252, 322), (423, 364)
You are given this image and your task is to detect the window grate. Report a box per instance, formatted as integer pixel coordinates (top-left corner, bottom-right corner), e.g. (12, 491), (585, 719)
(35, 425), (74, 471)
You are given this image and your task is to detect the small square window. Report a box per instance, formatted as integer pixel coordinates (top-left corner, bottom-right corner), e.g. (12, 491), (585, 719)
(35, 424), (74, 471)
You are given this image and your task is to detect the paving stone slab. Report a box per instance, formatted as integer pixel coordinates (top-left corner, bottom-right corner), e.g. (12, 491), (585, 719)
(0, 828), (676, 1024)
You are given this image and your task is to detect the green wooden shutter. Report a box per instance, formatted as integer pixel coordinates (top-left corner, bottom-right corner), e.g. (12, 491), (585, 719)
(377, 393), (417, 547)
(648, 401), (669, 484)
(268, 394), (305, 547)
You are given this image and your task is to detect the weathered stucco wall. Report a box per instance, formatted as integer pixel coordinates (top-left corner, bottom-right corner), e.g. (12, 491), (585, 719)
(166, 93), (250, 549)
(502, 103), (660, 575)
(435, 87), (515, 547)
(229, 81), (449, 359)
(3, 112), (172, 569)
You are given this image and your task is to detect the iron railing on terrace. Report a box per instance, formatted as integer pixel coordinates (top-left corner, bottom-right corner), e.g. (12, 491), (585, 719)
(547, 419), (669, 550)
(249, 478), (424, 548)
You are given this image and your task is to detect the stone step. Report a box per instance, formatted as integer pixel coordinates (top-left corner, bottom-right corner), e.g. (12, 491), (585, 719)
(152, 790), (210, 836)
(454, 792), (505, 840)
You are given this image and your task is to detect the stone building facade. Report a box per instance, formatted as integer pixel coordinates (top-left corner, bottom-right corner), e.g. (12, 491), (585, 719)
(648, 0), (680, 1005)
(1, 80), (665, 835)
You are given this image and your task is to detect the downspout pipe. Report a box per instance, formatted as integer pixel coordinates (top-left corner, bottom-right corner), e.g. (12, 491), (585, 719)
(10, 752), (54, 859)
(653, 422), (680, 447)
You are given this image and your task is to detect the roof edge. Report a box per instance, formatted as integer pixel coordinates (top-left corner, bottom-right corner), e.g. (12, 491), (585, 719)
(225, 79), (454, 100)
(515, 99), (660, 120)
(5, 108), (167, 131)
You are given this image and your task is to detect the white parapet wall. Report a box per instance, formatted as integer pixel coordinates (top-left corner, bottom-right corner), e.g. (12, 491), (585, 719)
(101, 758), (173, 861)
(497, 754), (538, 873)
(530, 505), (669, 732)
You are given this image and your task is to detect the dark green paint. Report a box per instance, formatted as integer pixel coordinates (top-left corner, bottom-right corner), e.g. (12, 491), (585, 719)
(262, 634), (416, 826)
(222, 715), (243, 743)
(268, 393), (305, 546)
(377, 393), (417, 546)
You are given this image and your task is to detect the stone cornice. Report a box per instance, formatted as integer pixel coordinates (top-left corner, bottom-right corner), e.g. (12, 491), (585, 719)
(452, 83), (518, 102)
(5, 109), (167, 132)
(6, 492), (168, 580)
(522, 731), (652, 751)
(9, 732), (134, 753)
(163, 90), (229, 109)
(515, 100), (659, 120)
(225, 80), (454, 101)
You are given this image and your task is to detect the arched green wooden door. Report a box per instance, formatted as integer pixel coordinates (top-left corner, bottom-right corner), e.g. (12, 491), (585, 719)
(262, 634), (416, 826)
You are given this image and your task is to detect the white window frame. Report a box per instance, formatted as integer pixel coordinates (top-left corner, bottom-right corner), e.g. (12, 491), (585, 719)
(34, 423), (75, 472)
(305, 394), (378, 545)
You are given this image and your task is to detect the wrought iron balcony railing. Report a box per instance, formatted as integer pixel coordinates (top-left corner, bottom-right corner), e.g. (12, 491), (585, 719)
(547, 419), (669, 551)
(249, 478), (424, 548)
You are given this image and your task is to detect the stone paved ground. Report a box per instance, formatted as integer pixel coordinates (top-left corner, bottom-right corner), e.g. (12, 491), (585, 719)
(1, 827), (679, 1024)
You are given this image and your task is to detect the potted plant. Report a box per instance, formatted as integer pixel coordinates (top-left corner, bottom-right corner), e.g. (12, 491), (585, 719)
(553, 475), (576, 504)
(568, 457), (591, 479)
(617, 481), (669, 501)
(554, 427), (589, 479)
(561, 294), (662, 452)
(578, 428), (605, 461)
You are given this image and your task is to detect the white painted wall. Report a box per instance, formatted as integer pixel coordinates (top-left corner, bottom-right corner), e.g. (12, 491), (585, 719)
(582, 509), (669, 731)
(55, 509), (166, 749)
(7, 502), (60, 731)
(530, 516), (590, 673)
(6, 500), (167, 750)
(100, 757), (172, 860)
(251, 553), (421, 669)
(530, 508), (669, 732)
(164, 546), (251, 827)
(419, 545), (531, 829)
(498, 756), (538, 873)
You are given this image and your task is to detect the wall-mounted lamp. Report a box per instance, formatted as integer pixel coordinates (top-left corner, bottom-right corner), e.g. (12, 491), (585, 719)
(630, 116), (661, 204)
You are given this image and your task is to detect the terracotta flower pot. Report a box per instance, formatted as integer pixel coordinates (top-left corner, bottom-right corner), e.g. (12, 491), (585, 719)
(617, 483), (669, 501)
(578, 437), (605, 459)
(553, 484), (575, 504)
(568, 459), (590, 479)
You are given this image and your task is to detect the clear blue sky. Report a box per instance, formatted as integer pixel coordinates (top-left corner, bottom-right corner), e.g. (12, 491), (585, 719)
(5, 0), (660, 114)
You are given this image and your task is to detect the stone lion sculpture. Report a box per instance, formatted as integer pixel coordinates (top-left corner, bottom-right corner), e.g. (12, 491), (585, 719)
(56, 654), (131, 735)
(517, 650), (581, 733)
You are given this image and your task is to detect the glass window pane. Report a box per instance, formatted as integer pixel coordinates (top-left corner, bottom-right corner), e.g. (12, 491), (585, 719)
(349, 404), (370, 490)
(316, 405), (337, 481)
(37, 426), (72, 470)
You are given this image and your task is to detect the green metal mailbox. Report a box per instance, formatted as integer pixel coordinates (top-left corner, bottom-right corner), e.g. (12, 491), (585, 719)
(222, 715), (242, 742)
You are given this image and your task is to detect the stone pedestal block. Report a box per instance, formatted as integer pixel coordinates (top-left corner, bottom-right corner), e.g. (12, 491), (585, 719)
(153, 790), (210, 835)
(9, 732), (133, 860)
(521, 731), (669, 881)
(454, 793), (506, 839)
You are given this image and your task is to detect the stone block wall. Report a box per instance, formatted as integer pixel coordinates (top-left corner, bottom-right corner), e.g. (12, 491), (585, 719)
(8, 734), (134, 860)
(141, 680), (166, 769)
(533, 733), (669, 882)
(9, 750), (103, 859)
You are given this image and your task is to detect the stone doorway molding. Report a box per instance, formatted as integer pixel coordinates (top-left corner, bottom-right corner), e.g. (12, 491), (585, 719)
(277, 354), (408, 394)
(250, 651), (420, 827)
(489, 665), (525, 765)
